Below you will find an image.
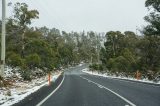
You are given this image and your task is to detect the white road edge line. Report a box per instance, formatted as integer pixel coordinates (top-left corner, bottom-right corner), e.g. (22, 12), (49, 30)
(111, 78), (160, 88)
(85, 72), (160, 88)
(36, 74), (65, 106)
(79, 76), (136, 106)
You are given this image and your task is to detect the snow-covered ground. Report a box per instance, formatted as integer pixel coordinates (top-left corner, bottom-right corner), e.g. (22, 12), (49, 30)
(0, 67), (62, 106)
(82, 68), (160, 85)
(78, 64), (83, 66)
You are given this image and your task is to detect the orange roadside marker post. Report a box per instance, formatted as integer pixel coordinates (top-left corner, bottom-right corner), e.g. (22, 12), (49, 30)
(136, 70), (141, 80)
(48, 72), (51, 86)
(136, 71), (138, 80)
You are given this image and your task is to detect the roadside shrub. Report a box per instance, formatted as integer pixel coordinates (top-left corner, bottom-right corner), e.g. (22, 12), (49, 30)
(6, 52), (23, 68)
(107, 56), (130, 73)
(20, 69), (32, 81)
(25, 53), (41, 69)
(89, 64), (104, 71)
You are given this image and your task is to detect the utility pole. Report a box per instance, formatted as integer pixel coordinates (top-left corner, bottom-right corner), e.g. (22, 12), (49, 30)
(91, 54), (93, 73)
(97, 35), (100, 74)
(136, 26), (138, 35)
(0, 0), (6, 77)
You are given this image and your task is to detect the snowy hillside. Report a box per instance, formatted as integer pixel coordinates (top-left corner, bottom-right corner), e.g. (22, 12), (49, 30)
(0, 67), (62, 106)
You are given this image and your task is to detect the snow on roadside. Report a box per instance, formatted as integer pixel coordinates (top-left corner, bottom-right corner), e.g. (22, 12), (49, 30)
(78, 64), (83, 66)
(4, 67), (21, 79)
(82, 68), (160, 85)
(78, 62), (84, 67)
(0, 71), (62, 106)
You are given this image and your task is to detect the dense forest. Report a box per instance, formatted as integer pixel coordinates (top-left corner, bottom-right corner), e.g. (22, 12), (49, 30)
(0, 0), (160, 80)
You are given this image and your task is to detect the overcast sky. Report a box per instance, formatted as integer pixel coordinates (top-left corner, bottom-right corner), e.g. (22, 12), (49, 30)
(1, 0), (148, 33)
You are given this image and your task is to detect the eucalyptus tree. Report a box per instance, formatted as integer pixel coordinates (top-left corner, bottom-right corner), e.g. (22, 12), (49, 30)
(9, 2), (39, 57)
(139, 0), (160, 73)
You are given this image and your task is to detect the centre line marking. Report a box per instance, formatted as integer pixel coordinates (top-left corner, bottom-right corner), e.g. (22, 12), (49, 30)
(80, 76), (136, 106)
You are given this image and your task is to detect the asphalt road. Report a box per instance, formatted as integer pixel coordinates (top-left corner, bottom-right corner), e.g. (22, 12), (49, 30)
(14, 64), (160, 106)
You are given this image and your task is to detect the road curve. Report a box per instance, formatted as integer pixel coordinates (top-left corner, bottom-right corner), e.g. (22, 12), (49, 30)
(40, 65), (160, 106)
(41, 74), (130, 106)
(14, 65), (160, 106)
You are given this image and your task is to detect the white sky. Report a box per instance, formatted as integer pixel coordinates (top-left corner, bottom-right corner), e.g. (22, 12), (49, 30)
(1, 0), (148, 33)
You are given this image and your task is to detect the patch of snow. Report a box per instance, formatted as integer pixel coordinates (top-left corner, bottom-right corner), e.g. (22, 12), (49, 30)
(4, 67), (21, 79)
(0, 72), (62, 106)
(78, 62), (85, 66)
(78, 64), (83, 66)
(82, 69), (160, 85)
(4, 67), (14, 78)
(52, 74), (60, 82)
